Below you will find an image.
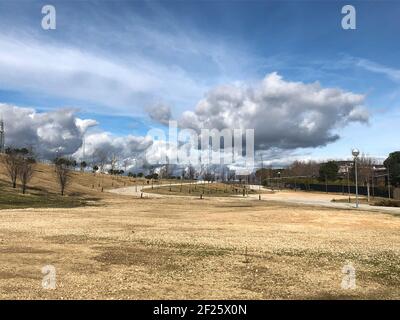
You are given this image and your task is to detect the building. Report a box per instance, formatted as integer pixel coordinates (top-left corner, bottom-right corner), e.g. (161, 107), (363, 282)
(337, 160), (353, 176)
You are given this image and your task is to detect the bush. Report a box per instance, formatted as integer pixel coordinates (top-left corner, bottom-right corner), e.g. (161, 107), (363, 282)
(374, 199), (400, 207)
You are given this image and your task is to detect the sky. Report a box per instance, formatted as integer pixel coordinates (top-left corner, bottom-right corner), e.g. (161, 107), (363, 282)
(0, 0), (399, 168)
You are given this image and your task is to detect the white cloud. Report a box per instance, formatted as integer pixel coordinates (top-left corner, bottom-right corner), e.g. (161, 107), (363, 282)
(0, 103), (152, 162)
(180, 72), (369, 150)
(0, 35), (206, 115)
(353, 58), (400, 82)
(0, 103), (97, 158)
(0, 72), (371, 168)
(76, 131), (153, 163)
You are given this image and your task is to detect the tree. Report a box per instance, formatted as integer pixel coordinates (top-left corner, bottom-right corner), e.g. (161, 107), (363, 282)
(54, 157), (73, 196)
(227, 170), (236, 182)
(186, 164), (196, 180)
(94, 149), (109, 173)
(287, 160), (320, 178)
(145, 173), (158, 180)
(110, 154), (118, 172)
(123, 159), (129, 173)
(80, 161), (87, 172)
(384, 151), (400, 186)
(71, 159), (77, 171)
(19, 157), (36, 194)
(319, 161), (339, 181)
(204, 167), (215, 182)
(108, 169), (124, 175)
(356, 154), (378, 185)
(2, 148), (21, 188)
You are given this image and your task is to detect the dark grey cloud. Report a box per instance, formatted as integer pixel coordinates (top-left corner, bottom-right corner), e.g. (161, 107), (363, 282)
(147, 103), (172, 125)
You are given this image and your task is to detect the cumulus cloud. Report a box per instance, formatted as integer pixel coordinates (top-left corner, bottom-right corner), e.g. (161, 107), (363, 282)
(0, 103), (98, 158)
(0, 104), (151, 163)
(0, 72), (371, 169)
(75, 131), (153, 164)
(147, 103), (172, 125)
(180, 72), (369, 150)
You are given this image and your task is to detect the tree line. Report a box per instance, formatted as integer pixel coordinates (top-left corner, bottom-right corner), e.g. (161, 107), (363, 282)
(256, 151), (400, 188)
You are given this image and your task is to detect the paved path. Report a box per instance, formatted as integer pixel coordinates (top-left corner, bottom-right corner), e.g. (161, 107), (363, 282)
(246, 186), (400, 214)
(108, 182), (197, 198)
(109, 182), (400, 215)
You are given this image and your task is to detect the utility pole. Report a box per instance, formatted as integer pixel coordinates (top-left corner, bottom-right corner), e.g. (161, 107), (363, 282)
(352, 149), (360, 208)
(372, 166), (375, 199)
(0, 116), (5, 153)
(387, 165), (391, 199)
(82, 134), (86, 163)
(347, 166), (351, 203)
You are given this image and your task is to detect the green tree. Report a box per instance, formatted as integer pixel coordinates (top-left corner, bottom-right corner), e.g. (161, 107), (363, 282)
(80, 161), (87, 172)
(319, 161), (339, 181)
(383, 151), (400, 186)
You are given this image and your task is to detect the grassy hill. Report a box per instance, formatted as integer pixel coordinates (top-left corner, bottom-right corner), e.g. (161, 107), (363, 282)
(0, 158), (143, 209)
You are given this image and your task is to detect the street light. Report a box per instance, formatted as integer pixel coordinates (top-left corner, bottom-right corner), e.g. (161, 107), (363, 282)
(352, 148), (360, 208)
(278, 171), (281, 191)
(372, 166), (376, 199)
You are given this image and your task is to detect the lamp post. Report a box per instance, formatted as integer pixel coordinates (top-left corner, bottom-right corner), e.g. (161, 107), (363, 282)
(352, 149), (360, 208)
(372, 166), (376, 199)
(347, 166), (351, 203)
(278, 171), (281, 191)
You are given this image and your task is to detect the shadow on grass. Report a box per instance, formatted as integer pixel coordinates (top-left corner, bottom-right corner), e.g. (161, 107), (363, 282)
(0, 179), (101, 210)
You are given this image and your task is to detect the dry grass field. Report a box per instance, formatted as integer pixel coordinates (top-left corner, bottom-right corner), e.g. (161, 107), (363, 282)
(145, 182), (267, 197)
(0, 162), (399, 299)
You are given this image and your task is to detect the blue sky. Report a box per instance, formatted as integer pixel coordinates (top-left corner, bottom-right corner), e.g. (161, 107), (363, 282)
(0, 0), (399, 163)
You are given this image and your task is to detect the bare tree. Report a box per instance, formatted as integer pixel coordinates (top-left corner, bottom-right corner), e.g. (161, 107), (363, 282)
(54, 158), (72, 196)
(110, 154), (118, 172)
(123, 159), (129, 173)
(357, 154), (377, 185)
(2, 148), (20, 188)
(287, 160), (320, 177)
(94, 149), (109, 173)
(204, 167), (215, 182)
(187, 164), (196, 180)
(19, 157), (35, 194)
(227, 170), (236, 182)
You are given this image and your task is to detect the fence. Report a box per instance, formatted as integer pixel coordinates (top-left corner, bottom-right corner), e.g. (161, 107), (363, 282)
(283, 182), (392, 198)
(394, 188), (400, 200)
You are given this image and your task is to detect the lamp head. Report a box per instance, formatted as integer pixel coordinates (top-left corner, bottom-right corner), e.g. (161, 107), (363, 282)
(352, 148), (360, 157)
